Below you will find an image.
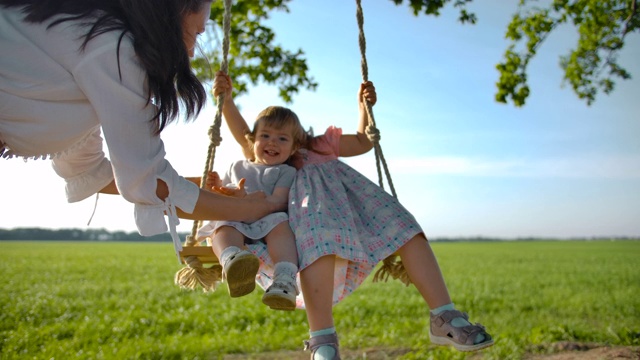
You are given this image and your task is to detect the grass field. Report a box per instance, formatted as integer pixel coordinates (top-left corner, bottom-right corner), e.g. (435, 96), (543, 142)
(1, 240), (638, 359)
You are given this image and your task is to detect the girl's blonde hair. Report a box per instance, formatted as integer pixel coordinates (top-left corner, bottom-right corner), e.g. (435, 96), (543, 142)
(245, 106), (328, 167)
(246, 105), (310, 150)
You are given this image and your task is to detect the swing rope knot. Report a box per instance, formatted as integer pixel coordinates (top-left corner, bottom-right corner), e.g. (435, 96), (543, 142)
(175, 234), (223, 292)
(174, 263), (222, 292)
(208, 125), (222, 147)
(365, 125), (380, 143)
(183, 254), (204, 270)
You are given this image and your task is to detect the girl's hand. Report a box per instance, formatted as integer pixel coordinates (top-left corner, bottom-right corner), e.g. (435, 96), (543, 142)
(205, 171), (223, 191)
(359, 81), (377, 106)
(212, 70), (233, 98)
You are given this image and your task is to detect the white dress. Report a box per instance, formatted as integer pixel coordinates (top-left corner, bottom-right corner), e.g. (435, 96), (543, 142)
(197, 160), (298, 299)
(198, 160), (296, 240)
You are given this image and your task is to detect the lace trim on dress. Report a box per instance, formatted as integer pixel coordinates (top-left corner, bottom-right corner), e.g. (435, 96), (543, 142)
(0, 130), (97, 161)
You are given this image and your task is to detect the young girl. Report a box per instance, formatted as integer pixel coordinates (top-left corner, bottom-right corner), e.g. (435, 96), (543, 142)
(213, 71), (494, 358)
(197, 107), (304, 311)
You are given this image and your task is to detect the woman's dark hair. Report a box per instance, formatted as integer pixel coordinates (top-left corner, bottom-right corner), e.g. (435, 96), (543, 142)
(0, 0), (209, 134)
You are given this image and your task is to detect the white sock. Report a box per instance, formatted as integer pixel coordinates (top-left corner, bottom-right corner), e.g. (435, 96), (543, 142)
(274, 261), (298, 278)
(220, 246), (242, 267)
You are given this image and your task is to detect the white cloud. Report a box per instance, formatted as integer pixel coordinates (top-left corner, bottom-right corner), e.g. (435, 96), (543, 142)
(346, 154), (640, 179)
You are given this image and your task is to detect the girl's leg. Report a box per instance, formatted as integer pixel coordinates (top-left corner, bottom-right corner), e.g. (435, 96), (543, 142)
(300, 255), (335, 331)
(210, 226), (245, 260)
(395, 233), (451, 308)
(262, 222), (299, 310)
(264, 222), (298, 265)
(300, 256), (340, 359)
(397, 234), (493, 350)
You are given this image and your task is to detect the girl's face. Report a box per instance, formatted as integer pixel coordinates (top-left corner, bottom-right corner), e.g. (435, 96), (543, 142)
(252, 123), (297, 166)
(182, 2), (211, 58)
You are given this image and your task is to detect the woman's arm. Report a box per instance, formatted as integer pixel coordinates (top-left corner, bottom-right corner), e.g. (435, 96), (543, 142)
(339, 81), (377, 157)
(185, 176), (204, 187)
(100, 179), (277, 223)
(99, 180), (119, 194)
(177, 187), (278, 222)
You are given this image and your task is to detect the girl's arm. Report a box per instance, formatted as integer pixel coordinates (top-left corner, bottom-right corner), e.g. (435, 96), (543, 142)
(339, 81), (377, 158)
(213, 71), (253, 159)
(266, 186), (290, 212)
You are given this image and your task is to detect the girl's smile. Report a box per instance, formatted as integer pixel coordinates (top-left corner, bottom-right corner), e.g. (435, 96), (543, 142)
(252, 124), (296, 166)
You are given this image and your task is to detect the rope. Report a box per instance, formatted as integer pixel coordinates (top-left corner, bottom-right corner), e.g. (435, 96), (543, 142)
(175, 0), (233, 292)
(355, 0), (410, 285)
(355, 0), (397, 199)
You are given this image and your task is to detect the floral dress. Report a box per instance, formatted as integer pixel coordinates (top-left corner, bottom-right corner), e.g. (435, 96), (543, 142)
(289, 126), (423, 306)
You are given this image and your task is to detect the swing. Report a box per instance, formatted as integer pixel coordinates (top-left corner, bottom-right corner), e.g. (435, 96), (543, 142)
(173, 0), (232, 292)
(175, 0), (408, 292)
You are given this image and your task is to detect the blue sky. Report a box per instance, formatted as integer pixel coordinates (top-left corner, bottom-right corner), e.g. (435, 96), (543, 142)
(2, 1), (639, 238)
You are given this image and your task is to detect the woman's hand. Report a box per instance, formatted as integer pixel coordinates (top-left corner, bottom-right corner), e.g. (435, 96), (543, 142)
(211, 178), (248, 198)
(245, 190), (267, 200)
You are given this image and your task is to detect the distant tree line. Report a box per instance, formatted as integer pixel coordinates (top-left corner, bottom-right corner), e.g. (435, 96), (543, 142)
(0, 228), (636, 242)
(0, 228), (188, 242)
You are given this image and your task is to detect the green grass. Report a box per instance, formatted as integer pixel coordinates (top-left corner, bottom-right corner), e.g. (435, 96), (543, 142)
(1, 240), (639, 359)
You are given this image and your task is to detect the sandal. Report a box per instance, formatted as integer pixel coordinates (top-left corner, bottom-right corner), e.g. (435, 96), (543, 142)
(222, 249), (259, 298)
(429, 309), (494, 352)
(303, 333), (341, 360)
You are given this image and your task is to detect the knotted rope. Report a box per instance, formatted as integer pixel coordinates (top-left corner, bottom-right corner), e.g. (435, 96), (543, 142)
(175, 0), (232, 292)
(355, 0), (409, 285)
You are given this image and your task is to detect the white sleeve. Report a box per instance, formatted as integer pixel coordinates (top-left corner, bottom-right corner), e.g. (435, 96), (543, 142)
(275, 165), (296, 188)
(50, 127), (114, 202)
(71, 33), (199, 238)
(222, 161), (236, 187)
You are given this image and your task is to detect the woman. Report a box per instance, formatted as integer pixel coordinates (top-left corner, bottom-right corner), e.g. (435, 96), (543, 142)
(0, 0), (280, 241)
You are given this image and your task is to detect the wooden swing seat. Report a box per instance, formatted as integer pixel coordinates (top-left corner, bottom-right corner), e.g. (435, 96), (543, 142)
(179, 246), (218, 265)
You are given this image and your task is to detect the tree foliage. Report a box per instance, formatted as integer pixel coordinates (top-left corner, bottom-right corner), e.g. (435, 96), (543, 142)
(0, 228), (178, 241)
(390, 0), (477, 24)
(496, 0), (639, 106)
(192, 0), (317, 103)
(193, 0), (638, 106)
